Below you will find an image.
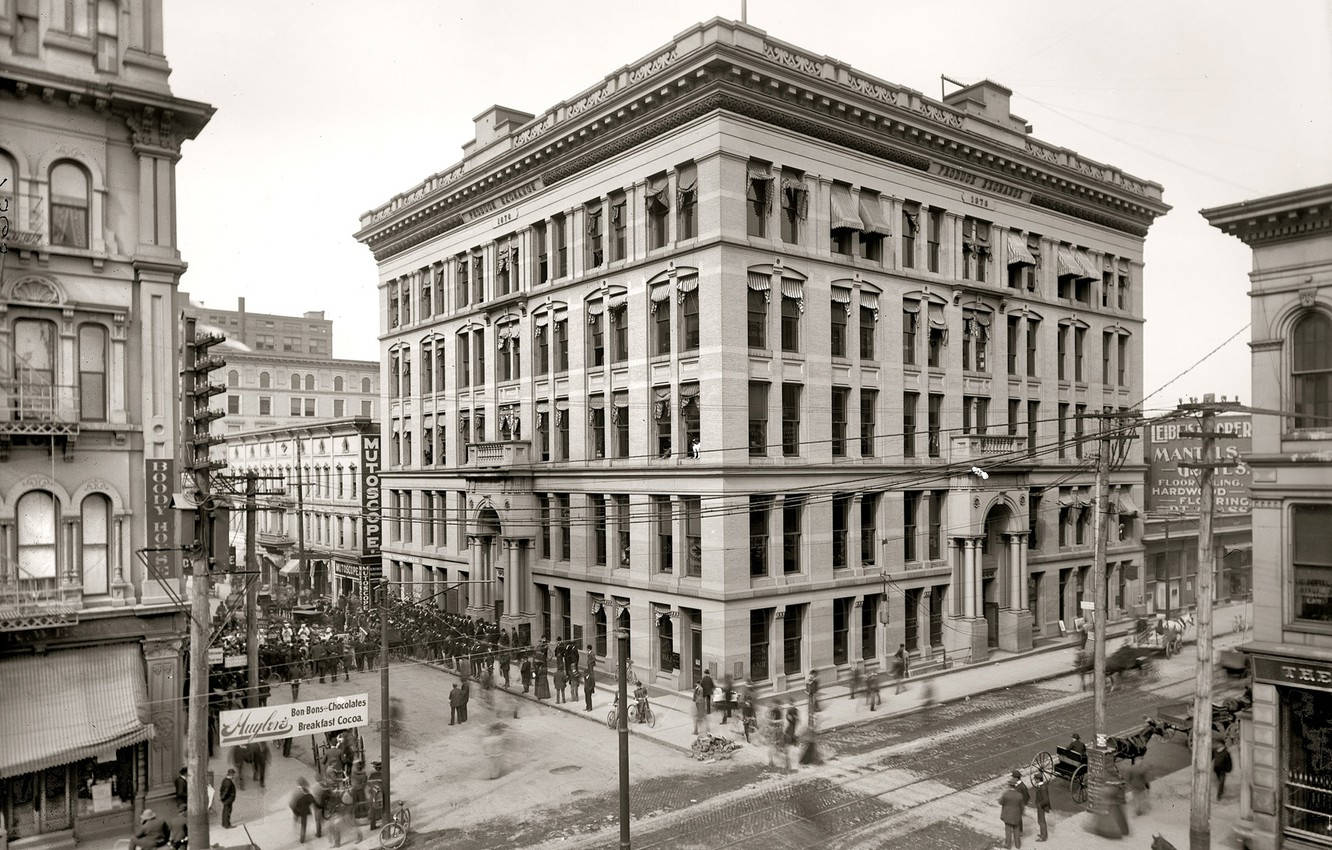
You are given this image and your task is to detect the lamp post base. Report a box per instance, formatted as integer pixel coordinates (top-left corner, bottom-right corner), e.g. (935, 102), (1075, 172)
(1083, 746), (1127, 839)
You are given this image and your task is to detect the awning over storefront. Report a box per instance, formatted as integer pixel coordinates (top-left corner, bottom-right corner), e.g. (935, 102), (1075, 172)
(280, 559), (302, 575)
(1116, 493), (1140, 517)
(0, 644), (155, 779)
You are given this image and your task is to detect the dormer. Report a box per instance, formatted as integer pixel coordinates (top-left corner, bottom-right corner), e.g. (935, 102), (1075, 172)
(462, 105), (537, 167)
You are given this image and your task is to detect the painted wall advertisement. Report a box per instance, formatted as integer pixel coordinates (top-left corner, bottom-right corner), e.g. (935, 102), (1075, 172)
(1146, 415), (1251, 514)
(219, 693), (369, 746)
(360, 435), (383, 608)
(145, 458), (178, 579)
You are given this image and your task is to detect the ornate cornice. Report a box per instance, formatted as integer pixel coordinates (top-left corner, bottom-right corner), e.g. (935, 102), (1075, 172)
(0, 67), (213, 142)
(1031, 192), (1148, 238)
(1202, 183), (1332, 248)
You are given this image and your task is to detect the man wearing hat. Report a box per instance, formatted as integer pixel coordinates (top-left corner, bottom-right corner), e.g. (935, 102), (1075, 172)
(1011, 770), (1031, 808)
(998, 777), (1027, 849)
(1032, 770), (1052, 841)
(133, 808), (168, 850)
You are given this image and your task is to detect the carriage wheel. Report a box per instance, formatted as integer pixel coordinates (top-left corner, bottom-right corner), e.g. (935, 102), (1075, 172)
(1071, 765), (1089, 804)
(1033, 751), (1055, 777)
(645, 705), (657, 729)
(606, 708), (618, 729)
(378, 821), (406, 850)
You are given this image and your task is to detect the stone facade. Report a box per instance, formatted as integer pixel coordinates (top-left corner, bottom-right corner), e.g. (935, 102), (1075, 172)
(1203, 183), (1332, 850)
(0, 0), (212, 843)
(356, 20), (1168, 693)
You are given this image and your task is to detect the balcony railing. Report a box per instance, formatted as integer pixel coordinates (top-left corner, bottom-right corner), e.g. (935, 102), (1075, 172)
(948, 434), (1029, 464)
(0, 379), (81, 436)
(0, 573), (79, 632)
(466, 440), (531, 469)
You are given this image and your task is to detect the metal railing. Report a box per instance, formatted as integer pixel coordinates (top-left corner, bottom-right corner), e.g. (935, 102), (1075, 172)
(0, 571), (79, 632)
(466, 440), (532, 468)
(948, 434), (1028, 463)
(0, 378), (81, 433)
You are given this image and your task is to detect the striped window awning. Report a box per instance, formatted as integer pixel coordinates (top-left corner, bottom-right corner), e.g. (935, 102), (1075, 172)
(1, 644), (155, 779)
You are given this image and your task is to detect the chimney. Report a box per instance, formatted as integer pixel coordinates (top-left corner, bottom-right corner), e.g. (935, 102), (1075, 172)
(942, 79), (1031, 138)
(237, 297), (246, 314)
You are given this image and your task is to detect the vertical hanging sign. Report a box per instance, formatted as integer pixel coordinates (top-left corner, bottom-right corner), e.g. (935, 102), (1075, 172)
(360, 435), (383, 608)
(145, 458), (178, 580)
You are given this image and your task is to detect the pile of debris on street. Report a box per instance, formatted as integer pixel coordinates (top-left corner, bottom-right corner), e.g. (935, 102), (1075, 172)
(690, 732), (742, 761)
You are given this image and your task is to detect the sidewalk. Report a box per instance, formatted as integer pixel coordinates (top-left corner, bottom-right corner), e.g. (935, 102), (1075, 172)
(1064, 762), (1245, 849)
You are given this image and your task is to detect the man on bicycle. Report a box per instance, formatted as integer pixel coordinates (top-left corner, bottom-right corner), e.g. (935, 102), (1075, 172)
(633, 679), (649, 723)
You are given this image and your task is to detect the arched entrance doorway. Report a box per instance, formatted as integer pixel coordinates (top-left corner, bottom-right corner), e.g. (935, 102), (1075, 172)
(980, 505), (1014, 648)
(476, 506), (503, 621)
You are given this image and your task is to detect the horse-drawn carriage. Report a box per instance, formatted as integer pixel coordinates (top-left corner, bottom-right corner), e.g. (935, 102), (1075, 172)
(1157, 690), (1251, 749)
(1073, 643), (1161, 690)
(1031, 716), (1171, 806)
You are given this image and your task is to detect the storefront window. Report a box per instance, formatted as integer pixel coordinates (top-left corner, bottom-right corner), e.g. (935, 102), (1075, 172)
(1282, 687), (1332, 844)
(76, 747), (136, 818)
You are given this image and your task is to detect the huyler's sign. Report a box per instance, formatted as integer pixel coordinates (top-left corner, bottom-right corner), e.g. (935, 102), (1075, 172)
(1146, 415), (1251, 514)
(219, 693), (369, 746)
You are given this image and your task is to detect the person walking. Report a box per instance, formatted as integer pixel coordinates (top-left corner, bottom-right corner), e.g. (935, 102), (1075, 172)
(894, 643), (910, 694)
(784, 700), (800, 748)
(767, 703), (788, 770)
(290, 778), (316, 844)
(1123, 760), (1151, 816)
(700, 670), (716, 714)
(692, 681), (710, 736)
(865, 668), (881, 711)
(253, 739), (270, 788)
(849, 661), (863, 702)
(553, 664), (567, 704)
(998, 778), (1026, 849)
(167, 803), (188, 849)
(218, 769), (237, 829)
(582, 668), (595, 711)
(132, 809), (168, 850)
(1213, 741), (1233, 800)
(804, 669), (821, 716)
(719, 672), (735, 724)
(520, 656), (533, 694)
(584, 644), (597, 676)
(460, 678), (471, 723)
(1032, 771), (1051, 841)
(1011, 770), (1031, 808)
(534, 659), (551, 700)
(448, 683), (462, 725)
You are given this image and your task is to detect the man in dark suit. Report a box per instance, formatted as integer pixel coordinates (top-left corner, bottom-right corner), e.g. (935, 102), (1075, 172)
(173, 767), (188, 809)
(166, 803), (188, 848)
(583, 668), (595, 711)
(999, 779), (1026, 849)
(218, 768), (237, 829)
(133, 808), (168, 850)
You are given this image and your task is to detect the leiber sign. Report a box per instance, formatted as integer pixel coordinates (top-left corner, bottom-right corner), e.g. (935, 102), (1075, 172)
(219, 693), (369, 746)
(1146, 414), (1251, 514)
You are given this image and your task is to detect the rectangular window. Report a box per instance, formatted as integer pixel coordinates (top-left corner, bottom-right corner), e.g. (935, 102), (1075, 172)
(1007, 398), (1021, 437)
(646, 173), (670, 250)
(78, 325), (107, 421)
(585, 202), (605, 270)
(653, 289), (672, 356)
(748, 288), (768, 349)
(304, 398), (315, 417)
(783, 605), (804, 676)
(750, 609), (770, 681)
(962, 311), (988, 372)
(1058, 403), (1069, 458)
(781, 383), (801, 457)
(653, 386), (673, 457)
(782, 496), (803, 574)
(610, 304), (628, 363)
(556, 400), (570, 459)
(535, 408), (549, 461)
(833, 597), (851, 665)
(457, 333), (470, 388)
(861, 593), (880, 659)
(928, 490), (945, 560)
(832, 495), (850, 569)
(903, 391), (918, 458)
(1102, 331), (1114, 384)
(588, 312), (605, 368)
(1026, 318), (1039, 378)
(421, 343), (434, 394)
(361, 400), (372, 417)
(747, 163), (772, 237)
(1293, 504), (1332, 623)
(655, 495), (673, 572)
(830, 298), (848, 358)
(903, 304), (918, 365)
(533, 221), (549, 284)
(903, 491), (920, 562)
(1028, 490), (1042, 549)
(537, 494), (551, 558)
(927, 393), (943, 458)
(1057, 325), (1068, 380)
(859, 190), (885, 262)
(613, 393), (629, 457)
(291, 397), (303, 418)
(473, 329), (485, 386)
(1027, 400), (1039, 453)
(961, 217), (990, 282)
(1118, 270), (1129, 311)
(227, 395), (240, 415)
(962, 396), (988, 435)
(615, 494), (630, 567)
(1117, 335), (1129, 387)
(1074, 404), (1086, 459)
(860, 305), (877, 360)
(926, 208), (942, 273)
(554, 317), (569, 372)
(677, 162), (697, 240)
(259, 396), (271, 415)
(551, 214), (567, 278)
(1007, 315), (1020, 375)
(780, 295), (801, 353)
(681, 384), (700, 455)
(557, 494), (571, 561)
(861, 493), (878, 566)
(683, 496), (701, 577)
(927, 311), (945, 368)
(591, 495), (607, 566)
(748, 381), (768, 457)
(902, 202), (919, 269)
(681, 289), (700, 352)
(1074, 327), (1086, 382)
(749, 495), (770, 577)
(535, 322), (549, 376)
(588, 394), (606, 458)
(609, 192), (627, 262)
(831, 387), (849, 457)
(780, 169), (805, 244)
(456, 255), (470, 308)
(860, 388), (877, 456)
(472, 254), (485, 304)
(1102, 270), (1113, 308)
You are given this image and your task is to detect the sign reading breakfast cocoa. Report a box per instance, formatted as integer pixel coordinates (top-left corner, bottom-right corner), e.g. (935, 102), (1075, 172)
(219, 693), (369, 746)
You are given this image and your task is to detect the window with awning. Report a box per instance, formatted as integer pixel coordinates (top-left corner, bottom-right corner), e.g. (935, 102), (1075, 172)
(927, 302), (947, 329)
(830, 184), (863, 231)
(858, 193), (891, 236)
(831, 287), (853, 316)
(747, 271), (771, 299)
(1056, 244), (1081, 279)
(860, 291), (880, 321)
(649, 282), (671, 312)
(780, 278), (804, 311)
(1006, 231), (1036, 266)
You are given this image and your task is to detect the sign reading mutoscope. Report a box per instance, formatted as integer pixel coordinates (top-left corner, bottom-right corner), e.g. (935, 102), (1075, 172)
(219, 693), (369, 746)
(360, 434), (383, 608)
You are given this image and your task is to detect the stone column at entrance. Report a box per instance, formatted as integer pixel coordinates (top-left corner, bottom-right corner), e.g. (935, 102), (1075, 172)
(465, 536), (486, 619)
(963, 538), (978, 618)
(998, 533), (1034, 652)
(917, 589), (932, 655)
(143, 638), (183, 811)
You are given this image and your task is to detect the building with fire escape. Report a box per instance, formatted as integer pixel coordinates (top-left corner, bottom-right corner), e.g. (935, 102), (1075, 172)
(0, 1), (212, 845)
(355, 19), (1167, 693)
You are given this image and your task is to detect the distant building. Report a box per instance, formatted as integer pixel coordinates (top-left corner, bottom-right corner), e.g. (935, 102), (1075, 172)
(356, 19), (1168, 691)
(224, 418), (381, 605)
(1141, 414), (1252, 613)
(181, 295), (380, 433)
(0, 0), (212, 841)
(1202, 183), (1332, 850)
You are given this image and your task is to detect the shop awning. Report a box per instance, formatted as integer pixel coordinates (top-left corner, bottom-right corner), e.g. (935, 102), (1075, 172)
(280, 559), (303, 575)
(830, 184), (863, 231)
(1, 644), (155, 779)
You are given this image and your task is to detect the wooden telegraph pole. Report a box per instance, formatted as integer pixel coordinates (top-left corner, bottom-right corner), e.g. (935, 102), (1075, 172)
(1086, 409), (1123, 837)
(1178, 394), (1240, 850)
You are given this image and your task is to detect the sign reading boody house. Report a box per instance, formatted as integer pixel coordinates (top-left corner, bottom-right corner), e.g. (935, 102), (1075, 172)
(1146, 415), (1251, 513)
(145, 458), (177, 578)
(219, 693), (370, 746)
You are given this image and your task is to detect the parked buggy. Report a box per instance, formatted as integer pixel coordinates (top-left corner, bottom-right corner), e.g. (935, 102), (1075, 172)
(1157, 690), (1251, 749)
(1031, 746), (1089, 805)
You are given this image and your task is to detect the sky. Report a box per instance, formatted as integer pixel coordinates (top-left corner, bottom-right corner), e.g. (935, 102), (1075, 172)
(166, 0), (1332, 408)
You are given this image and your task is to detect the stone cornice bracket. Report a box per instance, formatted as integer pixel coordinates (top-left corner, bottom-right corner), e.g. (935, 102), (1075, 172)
(125, 106), (182, 158)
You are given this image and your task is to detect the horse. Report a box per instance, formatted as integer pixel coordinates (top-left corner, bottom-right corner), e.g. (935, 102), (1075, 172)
(1159, 613), (1194, 657)
(1107, 716), (1169, 764)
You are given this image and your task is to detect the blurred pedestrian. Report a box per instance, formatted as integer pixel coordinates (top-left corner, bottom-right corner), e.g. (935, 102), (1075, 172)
(849, 661), (863, 702)
(1213, 741), (1233, 800)
(805, 669), (821, 716)
(448, 683), (461, 725)
(482, 722), (505, 779)
(894, 644), (909, 694)
(218, 769), (237, 829)
(785, 700), (800, 747)
(1124, 760), (1151, 816)
(700, 669), (715, 714)
(290, 778), (316, 844)
(692, 681), (710, 735)
(865, 668), (881, 711)
(554, 664), (567, 704)
(767, 703), (788, 770)
(998, 777), (1026, 849)
(521, 656), (533, 694)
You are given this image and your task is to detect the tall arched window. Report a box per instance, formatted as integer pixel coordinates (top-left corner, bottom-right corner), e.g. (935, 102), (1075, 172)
(81, 493), (112, 595)
(227, 369), (239, 387)
(361, 377), (371, 393)
(50, 161), (91, 248)
(334, 376), (344, 392)
(14, 318), (57, 420)
(78, 324), (108, 421)
(304, 374), (315, 391)
(290, 373), (301, 390)
(259, 371), (271, 389)
(16, 490), (58, 586)
(1293, 312), (1332, 430)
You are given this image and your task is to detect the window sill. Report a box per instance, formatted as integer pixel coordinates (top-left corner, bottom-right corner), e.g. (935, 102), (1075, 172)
(1285, 620), (1332, 637)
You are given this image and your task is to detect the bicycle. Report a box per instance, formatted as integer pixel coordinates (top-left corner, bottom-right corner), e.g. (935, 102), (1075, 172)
(605, 697), (656, 729)
(378, 799), (411, 850)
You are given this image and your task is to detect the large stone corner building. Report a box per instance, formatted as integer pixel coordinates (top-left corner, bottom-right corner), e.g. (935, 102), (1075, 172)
(0, 1), (212, 846)
(356, 20), (1167, 694)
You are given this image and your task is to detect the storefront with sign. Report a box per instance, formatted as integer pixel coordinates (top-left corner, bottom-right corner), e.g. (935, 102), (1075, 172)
(1242, 651), (1332, 849)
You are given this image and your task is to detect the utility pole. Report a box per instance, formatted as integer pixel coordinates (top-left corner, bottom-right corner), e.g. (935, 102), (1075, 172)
(245, 473), (259, 707)
(295, 436), (308, 597)
(1085, 409), (1123, 838)
(1178, 394), (1240, 850)
(180, 315), (227, 850)
(617, 617), (630, 849)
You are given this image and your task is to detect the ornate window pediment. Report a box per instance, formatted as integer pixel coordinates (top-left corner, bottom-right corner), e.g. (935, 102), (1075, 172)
(6, 275), (64, 305)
